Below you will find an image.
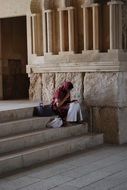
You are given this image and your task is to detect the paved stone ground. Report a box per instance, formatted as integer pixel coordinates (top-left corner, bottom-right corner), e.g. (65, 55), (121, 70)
(0, 145), (127, 190)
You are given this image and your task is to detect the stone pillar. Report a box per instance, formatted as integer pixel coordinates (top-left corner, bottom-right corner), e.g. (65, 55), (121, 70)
(68, 7), (75, 53)
(0, 60), (2, 100)
(26, 14), (32, 64)
(58, 7), (75, 54)
(58, 9), (65, 53)
(31, 14), (36, 55)
(43, 10), (53, 55)
(82, 5), (90, 52)
(92, 3), (100, 51)
(42, 11), (47, 54)
(45, 10), (53, 54)
(0, 21), (3, 99)
(35, 14), (43, 56)
(108, 0), (123, 51)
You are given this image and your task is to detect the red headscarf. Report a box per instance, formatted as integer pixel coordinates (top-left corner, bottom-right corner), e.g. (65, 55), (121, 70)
(52, 81), (73, 105)
(62, 81), (73, 91)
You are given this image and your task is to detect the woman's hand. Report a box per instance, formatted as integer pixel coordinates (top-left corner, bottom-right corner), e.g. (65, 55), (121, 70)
(56, 92), (70, 108)
(64, 92), (70, 99)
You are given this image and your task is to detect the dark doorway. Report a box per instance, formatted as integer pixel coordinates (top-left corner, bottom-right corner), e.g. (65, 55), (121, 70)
(1, 16), (29, 100)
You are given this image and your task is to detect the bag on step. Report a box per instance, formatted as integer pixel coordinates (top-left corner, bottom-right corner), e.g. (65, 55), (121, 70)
(33, 103), (56, 117)
(46, 117), (63, 128)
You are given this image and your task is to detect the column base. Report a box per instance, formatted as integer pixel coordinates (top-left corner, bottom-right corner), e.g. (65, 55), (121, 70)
(59, 51), (75, 55)
(108, 49), (124, 54)
(31, 53), (37, 57)
(44, 52), (53, 56)
(82, 50), (99, 54)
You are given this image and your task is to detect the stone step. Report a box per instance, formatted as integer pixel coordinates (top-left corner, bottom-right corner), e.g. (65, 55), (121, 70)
(0, 107), (34, 123)
(0, 134), (103, 175)
(0, 124), (88, 154)
(0, 117), (54, 138)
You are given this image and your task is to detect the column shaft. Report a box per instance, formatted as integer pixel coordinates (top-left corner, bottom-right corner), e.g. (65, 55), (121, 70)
(31, 14), (36, 54)
(46, 10), (53, 53)
(0, 21), (3, 99)
(92, 4), (99, 51)
(43, 12), (47, 54)
(26, 14), (32, 62)
(118, 4), (122, 49)
(109, 3), (113, 49)
(82, 7), (89, 51)
(108, 1), (123, 50)
(68, 8), (74, 52)
(59, 10), (64, 52)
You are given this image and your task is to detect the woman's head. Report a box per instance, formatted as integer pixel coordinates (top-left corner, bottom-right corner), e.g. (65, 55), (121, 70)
(62, 81), (73, 91)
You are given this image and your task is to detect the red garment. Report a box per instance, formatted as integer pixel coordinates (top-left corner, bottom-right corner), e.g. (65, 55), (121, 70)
(51, 82), (73, 120)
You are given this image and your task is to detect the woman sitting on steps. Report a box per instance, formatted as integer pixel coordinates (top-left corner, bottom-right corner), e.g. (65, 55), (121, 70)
(51, 81), (83, 124)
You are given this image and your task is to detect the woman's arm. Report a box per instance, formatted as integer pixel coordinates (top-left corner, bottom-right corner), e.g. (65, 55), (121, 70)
(55, 92), (70, 108)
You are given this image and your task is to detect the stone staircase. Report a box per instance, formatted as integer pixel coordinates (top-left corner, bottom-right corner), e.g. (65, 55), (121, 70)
(0, 107), (103, 175)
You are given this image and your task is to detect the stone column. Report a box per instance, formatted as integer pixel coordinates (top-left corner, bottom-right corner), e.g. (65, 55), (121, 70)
(42, 11), (47, 54)
(58, 9), (64, 53)
(31, 14), (36, 54)
(108, 0), (123, 51)
(92, 3), (100, 51)
(35, 14), (43, 56)
(68, 7), (75, 53)
(82, 5), (90, 52)
(58, 7), (75, 54)
(26, 14), (32, 63)
(45, 10), (53, 54)
(0, 20), (3, 99)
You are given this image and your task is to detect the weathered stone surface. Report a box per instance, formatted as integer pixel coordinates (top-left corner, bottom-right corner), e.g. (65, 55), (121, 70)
(0, 0), (31, 18)
(29, 73), (42, 101)
(42, 73), (55, 104)
(122, 0), (127, 50)
(30, 0), (42, 13)
(55, 73), (83, 102)
(118, 107), (127, 144)
(92, 107), (119, 144)
(44, 0), (53, 10)
(117, 72), (127, 107)
(92, 106), (127, 144)
(84, 73), (119, 106)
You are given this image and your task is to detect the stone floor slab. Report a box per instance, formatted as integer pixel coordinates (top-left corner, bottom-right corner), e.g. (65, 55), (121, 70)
(0, 145), (127, 190)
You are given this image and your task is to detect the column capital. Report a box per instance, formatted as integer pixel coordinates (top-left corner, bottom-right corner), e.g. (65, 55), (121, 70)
(44, 9), (53, 13)
(30, 13), (36, 17)
(81, 3), (92, 8)
(107, 1), (124, 6)
(57, 7), (75, 11)
(91, 3), (100, 7)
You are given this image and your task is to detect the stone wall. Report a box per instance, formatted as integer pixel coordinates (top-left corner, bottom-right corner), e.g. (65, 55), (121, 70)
(84, 73), (119, 106)
(29, 71), (127, 144)
(29, 73), (42, 101)
(83, 72), (127, 144)
(83, 72), (120, 143)
(0, 0), (31, 18)
(30, 72), (84, 104)
(42, 73), (55, 104)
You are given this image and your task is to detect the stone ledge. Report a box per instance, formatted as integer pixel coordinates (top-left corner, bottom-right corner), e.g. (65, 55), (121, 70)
(26, 61), (127, 73)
